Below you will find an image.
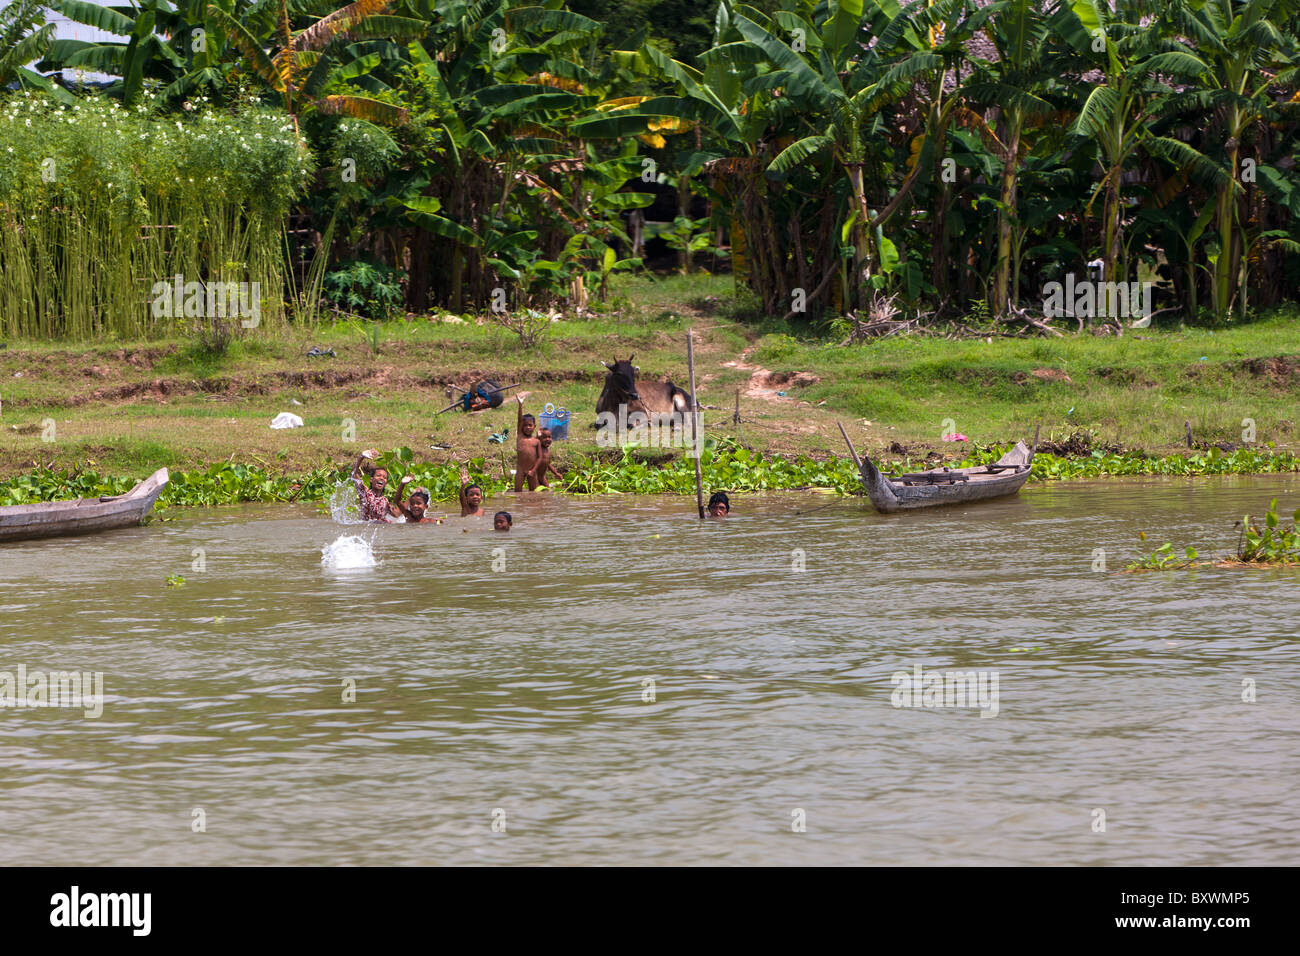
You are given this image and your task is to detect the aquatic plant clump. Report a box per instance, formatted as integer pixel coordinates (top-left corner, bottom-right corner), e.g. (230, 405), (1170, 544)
(962, 445), (1300, 481)
(1126, 537), (1201, 571)
(0, 91), (314, 339)
(2, 445), (1300, 510)
(1125, 499), (1300, 570)
(561, 445), (862, 496)
(1235, 499), (1300, 564)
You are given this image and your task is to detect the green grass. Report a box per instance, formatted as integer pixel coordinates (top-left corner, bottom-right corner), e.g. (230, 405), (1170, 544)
(1, 274), (1298, 484)
(751, 310), (1300, 450)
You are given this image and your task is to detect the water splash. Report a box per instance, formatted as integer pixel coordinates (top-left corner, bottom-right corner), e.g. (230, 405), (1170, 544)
(321, 534), (377, 570)
(328, 481), (364, 524)
(328, 481), (406, 525)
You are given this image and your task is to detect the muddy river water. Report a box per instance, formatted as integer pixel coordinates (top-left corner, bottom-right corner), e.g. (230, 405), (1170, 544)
(1, 475), (1297, 864)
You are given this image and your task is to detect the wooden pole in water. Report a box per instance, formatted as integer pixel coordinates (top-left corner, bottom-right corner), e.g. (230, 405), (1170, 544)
(837, 421), (864, 471)
(687, 328), (705, 519)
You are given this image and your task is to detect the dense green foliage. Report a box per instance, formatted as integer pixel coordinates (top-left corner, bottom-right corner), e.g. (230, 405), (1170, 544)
(965, 444), (1300, 478)
(323, 260), (406, 320)
(4, 0), (1295, 335)
(561, 443), (863, 494)
(0, 92), (312, 338)
(3, 443), (1299, 509)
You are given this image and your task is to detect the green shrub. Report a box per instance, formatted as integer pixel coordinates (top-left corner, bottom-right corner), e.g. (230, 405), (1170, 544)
(323, 260), (405, 321)
(0, 91), (313, 340)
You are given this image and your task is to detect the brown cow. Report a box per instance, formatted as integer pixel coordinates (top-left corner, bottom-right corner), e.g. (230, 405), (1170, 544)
(594, 356), (696, 443)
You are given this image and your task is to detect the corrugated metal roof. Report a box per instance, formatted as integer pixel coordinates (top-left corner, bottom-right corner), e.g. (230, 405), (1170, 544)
(39, 3), (127, 82)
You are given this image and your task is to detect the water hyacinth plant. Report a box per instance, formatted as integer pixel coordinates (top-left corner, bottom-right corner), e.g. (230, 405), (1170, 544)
(3, 445), (1300, 510)
(1124, 500), (1300, 571)
(1235, 499), (1300, 564)
(0, 91), (313, 340)
(1126, 535), (1201, 571)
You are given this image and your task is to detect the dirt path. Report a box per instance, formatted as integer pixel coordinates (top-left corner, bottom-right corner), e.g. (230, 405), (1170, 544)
(721, 347), (822, 402)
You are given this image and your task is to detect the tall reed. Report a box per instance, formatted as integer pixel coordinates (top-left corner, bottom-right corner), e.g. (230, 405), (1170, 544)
(0, 91), (314, 340)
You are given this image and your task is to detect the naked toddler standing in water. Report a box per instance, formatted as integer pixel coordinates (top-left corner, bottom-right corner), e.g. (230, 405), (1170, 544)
(515, 396), (541, 491)
(532, 428), (562, 487)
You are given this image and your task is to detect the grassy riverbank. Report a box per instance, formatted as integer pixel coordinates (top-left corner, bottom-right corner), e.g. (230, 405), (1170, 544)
(2, 274), (1298, 487)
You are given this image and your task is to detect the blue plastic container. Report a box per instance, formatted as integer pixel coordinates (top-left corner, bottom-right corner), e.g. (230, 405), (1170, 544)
(539, 404), (570, 441)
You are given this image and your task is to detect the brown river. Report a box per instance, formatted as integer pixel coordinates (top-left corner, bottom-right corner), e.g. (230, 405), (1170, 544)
(1, 475), (1298, 865)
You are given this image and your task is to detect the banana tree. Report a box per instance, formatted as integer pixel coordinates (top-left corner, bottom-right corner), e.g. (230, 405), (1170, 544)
(205, 0), (412, 125)
(41, 0), (184, 103)
(1054, 0), (1229, 292)
(741, 0), (914, 311)
(377, 1), (658, 312)
(0, 0), (65, 97)
(610, 0), (821, 313)
(964, 0), (1057, 314)
(1162, 0), (1298, 315)
(888, 0), (1003, 308)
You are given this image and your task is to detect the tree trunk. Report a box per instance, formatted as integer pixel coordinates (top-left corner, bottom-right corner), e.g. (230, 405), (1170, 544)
(677, 172), (693, 275)
(1214, 122), (1241, 316)
(848, 163), (873, 311)
(629, 209), (645, 259)
(993, 108), (1022, 315)
(931, 134), (951, 308)
(1109, 161), (1123, 279)
(1102, 112), (1125, 290)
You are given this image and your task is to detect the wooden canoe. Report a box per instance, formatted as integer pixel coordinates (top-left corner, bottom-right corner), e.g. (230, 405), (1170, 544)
(0, 468), (169, 543)
(838, 424), (1035, 513)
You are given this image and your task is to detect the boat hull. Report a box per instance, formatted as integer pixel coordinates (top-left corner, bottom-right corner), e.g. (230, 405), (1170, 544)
(0, 468), (169, 542)
(857, 443), (1034, 513)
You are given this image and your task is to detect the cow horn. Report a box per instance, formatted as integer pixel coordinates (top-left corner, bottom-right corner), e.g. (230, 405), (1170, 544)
(627, 354), (635, 363)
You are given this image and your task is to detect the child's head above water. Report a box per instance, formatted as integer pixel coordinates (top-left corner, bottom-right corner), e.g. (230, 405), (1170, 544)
(493, 511), (512, 531)
(707, 491), (731, 517)
(464, 483), (484, 507)
(408, 488), (430, 519)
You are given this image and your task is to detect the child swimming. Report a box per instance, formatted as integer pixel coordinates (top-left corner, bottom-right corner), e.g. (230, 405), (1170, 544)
(350, 450), (402, 522)
(707, 491), (731, 517)
(398, 481), (441, 523)
(493, 511), (512, 531)
(457, 460), (486, 517)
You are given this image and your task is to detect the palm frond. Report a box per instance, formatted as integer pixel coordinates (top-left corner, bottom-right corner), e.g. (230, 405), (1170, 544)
(316, 93), (408, 124)
(207, 5), (279, 89)
(767, 134), (833, 175)
(294, 0), (396, 52)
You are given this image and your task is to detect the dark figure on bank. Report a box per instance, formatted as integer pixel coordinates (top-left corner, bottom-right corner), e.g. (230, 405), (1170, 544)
(462, 379), (506, 412)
